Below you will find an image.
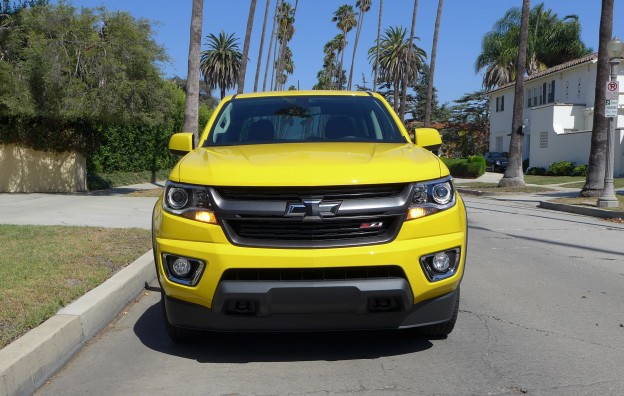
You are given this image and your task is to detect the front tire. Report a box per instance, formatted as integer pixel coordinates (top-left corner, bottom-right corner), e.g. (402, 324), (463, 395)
(161, 293), (200, 343)
(417, 288), (460, 338)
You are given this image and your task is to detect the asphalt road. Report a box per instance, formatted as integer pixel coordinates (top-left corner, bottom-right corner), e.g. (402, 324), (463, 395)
(35, 195), (624, 396)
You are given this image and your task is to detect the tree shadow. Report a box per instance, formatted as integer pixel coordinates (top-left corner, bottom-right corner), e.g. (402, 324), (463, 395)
(133, 301), (434, 364)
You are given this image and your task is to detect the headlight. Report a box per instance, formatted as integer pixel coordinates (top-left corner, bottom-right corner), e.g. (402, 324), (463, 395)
(163, 181), (217, 224)
(406, 177), (456, 220)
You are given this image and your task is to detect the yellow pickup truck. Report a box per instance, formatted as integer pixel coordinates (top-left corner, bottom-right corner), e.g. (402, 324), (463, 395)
(152, 90), (467, 341)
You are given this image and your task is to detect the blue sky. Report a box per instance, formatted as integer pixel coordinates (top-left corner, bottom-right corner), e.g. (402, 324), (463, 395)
(55, 1), (621, 104)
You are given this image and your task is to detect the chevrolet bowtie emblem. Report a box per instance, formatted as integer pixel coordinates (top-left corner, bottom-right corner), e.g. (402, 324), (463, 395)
(286, 199), (341, 218)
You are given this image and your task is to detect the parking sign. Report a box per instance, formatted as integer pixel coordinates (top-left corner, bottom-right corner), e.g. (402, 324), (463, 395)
(605, 81), (619, 117)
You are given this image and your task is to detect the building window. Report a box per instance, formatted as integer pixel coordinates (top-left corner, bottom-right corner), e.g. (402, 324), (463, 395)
(547, 80), (555, 103)
(496, 136), (503, 152)
(495, 95), (505, 112)
(533, 88), (538, 107)
(527, 89), (532, 107)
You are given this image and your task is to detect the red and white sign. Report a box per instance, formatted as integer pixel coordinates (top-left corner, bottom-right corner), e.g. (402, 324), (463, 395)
(605, 81), (619, 117)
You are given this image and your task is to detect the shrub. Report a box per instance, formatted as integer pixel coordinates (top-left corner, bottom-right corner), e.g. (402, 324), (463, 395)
(468, 155), (486, 175)
(442, 157), (485, 178)
(548, 161), (575, 176)
(522, 159), (530, 173)
(572, 164), (588, 177)
(526, 167), (547, 176)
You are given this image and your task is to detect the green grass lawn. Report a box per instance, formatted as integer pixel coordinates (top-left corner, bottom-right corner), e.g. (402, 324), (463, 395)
(0, 225), (151, 349)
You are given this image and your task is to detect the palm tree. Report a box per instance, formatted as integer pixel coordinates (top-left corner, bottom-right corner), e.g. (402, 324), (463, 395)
(237, 0), (257, 94)
(475, 3), (591, 90)
(399, 0), (418, 122)
(200, 31), (242, 100)
(182, 0), (203, 145)
(332, 4), (357, 90)
(373, 0), (383, 92)
(273, 1), (296, 90)
(424, 0), (443, 127)
(254, 0), (271, 92)
(347, 0), (371, 90)
(499, 0), (530, 188)
(581, 0), (613, 196)
(262, 0), (281, 91)
(368, 26), (426, 113)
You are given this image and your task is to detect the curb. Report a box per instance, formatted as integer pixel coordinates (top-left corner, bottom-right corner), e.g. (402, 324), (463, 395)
(0, 251), (155, 396)
(538, 201), (624, 219)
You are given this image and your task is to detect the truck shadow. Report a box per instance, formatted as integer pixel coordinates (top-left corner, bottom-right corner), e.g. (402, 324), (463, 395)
(134, 301), (434, 363)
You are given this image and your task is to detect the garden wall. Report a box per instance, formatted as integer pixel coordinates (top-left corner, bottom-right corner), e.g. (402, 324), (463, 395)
(0, 144), (87, 192)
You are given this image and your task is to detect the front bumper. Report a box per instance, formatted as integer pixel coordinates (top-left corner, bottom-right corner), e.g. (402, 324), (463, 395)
(153, 194), (467, 331)
(164, 286), (459, 331)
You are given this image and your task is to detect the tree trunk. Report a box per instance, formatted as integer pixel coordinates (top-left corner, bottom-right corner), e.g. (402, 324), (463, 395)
(347, 6), (365, 90)
(393, 80), (399, 112)
(254, 0), (271, 92)
(182, 0), (204, 146)
(338, 34), (347, 90)
(400, 0), (418, 122)
(424, 0), (442, 127)
(580, 0), (613, 196)
(237, 0), (257, 94)
(499, 0), (530, 187)
(373, 0), (383, 92)
(263, 0), (280, 91)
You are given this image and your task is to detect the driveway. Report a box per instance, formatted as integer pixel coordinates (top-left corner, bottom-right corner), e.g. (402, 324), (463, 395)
(0, 183), (162, 229)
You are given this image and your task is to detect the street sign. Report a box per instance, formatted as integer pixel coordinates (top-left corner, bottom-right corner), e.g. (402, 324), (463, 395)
(605, 81), (619, 117)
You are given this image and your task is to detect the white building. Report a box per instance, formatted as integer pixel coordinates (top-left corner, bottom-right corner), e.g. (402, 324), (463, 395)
(488, 53), (624, 176)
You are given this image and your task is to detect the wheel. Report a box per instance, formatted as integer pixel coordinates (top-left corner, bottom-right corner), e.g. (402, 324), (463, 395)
(161, 293), (200, 343)
(416, 288), (460, 338)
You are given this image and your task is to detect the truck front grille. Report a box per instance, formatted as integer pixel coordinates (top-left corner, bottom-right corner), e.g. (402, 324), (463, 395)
(211, 184), (412, 248)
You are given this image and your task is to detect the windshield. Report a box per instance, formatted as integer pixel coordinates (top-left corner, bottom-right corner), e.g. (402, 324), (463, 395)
(203, 95), (407, 146)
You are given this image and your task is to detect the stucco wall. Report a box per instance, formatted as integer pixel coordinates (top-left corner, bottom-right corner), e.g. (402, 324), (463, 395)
(0, 144), (87, 192)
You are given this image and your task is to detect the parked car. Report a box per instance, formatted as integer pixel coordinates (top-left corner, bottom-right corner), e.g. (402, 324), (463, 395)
(485, 152), (508, 172)
(152, 91), (467, 341)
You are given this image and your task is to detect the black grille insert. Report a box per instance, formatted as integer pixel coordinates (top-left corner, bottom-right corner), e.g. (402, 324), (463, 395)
(223, 215), (400, 242)
(221, 266), (407, 281)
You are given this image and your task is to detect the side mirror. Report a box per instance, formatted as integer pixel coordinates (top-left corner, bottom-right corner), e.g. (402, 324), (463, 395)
(414, 128), (442, 153)
(169, 133), (195, 156)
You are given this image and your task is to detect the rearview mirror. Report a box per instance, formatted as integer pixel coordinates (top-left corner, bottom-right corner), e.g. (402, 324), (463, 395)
(414, 128), (442, 154)
(168, 133), (195, 156)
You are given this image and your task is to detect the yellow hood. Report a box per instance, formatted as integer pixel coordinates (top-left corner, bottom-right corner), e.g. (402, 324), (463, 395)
(170, 143), (446, 187)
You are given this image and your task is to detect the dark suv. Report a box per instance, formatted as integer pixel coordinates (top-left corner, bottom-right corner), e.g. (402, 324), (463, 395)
(485, 152), (508, 172)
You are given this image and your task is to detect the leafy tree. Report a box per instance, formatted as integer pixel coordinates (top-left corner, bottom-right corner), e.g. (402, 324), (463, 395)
(0, 2), (183, 179)
(499, 0), (530, 187)
(581, 0), (613, 197)
(368, 26), (426, 113)
(442, 91), (489, 157)
(408, 64), (446, 122)
(200, 31), (242, 99)
(475, 2), (591, 90)
(332, 4), (357, 90)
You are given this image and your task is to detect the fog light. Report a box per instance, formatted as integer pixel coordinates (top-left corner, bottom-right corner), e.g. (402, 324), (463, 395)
(162, 254), (206, 286)
(171, 258), (192, 277)
(419, 248), (461, 282)
(432, 252), (450, 273)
